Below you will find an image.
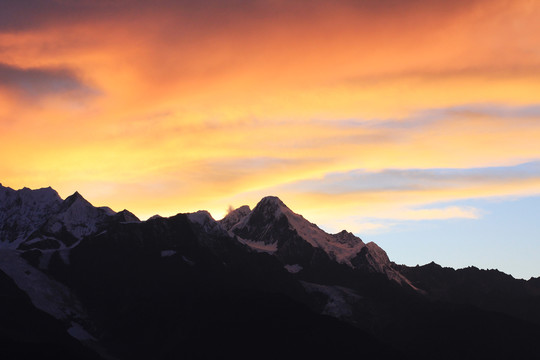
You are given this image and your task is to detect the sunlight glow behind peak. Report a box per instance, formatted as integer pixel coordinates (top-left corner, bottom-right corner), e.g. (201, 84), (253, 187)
(2, 0), (540, 278)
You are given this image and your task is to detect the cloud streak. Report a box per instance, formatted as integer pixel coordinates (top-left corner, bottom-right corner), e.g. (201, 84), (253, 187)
(275, 162), (540, 195)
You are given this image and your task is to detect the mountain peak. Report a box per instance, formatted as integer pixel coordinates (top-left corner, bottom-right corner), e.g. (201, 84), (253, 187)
(220, 205), (251, 231)
(71, 191), (83, 198)
(241, 197), (289, 228)
(333, 230), (364, 246)
(229, 195), (369, 265)
(187, 210), (214, 224)
(0, 185), (61, 215)
(0, 185), (63, 246)
(336, 229), (352, 236)
(251, 196), (292, 220)
(187, 210), (226, 235)
(235, 205), (251, 213)
(256, 196), (288, 210)
(259, 195), (283, 203)
(115, 209), (140, 223)
(63, 191), (91, 207)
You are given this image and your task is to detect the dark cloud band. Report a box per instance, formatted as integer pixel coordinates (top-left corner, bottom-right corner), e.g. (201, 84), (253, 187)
(0, 62), (94, 99)
(0, 0), (488, 32)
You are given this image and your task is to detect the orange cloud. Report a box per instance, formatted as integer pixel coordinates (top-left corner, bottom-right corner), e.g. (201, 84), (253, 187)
(1, 0), (540, 225)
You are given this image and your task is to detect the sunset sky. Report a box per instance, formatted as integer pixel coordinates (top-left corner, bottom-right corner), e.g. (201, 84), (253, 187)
(1, 0), (540, 279)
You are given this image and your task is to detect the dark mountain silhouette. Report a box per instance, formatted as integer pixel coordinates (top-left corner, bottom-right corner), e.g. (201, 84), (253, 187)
(0, 269), (102, 360)
(1, 184), (540, 359)
(397, 262), (540, 325)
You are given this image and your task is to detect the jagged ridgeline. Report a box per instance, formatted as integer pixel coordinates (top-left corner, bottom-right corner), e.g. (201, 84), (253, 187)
(1, 184), (540, 360)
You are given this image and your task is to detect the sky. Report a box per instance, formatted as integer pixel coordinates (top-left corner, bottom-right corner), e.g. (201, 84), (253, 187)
(1, 0), (540, 279)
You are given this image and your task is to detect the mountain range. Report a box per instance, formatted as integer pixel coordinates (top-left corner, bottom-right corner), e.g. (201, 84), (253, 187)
(1, 183), (540, 359)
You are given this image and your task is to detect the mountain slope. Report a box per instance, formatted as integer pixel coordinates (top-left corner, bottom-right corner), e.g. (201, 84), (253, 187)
(48, 213), (402, 359)
(222, 196), (412, 286)
(0, 184), (139, 252)
(2, 184), (540, 359)
(0, 269), (102, 360)
(397, 262), (540, 325)
(0, 185), (62, 246)
(225, 196), (366, 262)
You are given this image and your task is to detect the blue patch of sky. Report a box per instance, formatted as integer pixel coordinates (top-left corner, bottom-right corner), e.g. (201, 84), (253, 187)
(367, 196), (540, 280)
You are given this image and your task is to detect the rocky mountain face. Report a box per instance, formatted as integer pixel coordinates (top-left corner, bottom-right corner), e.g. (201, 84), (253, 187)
(221, 196), (413, 287)
(1, 184), (540, 360)
(0, 185), (62, 245)
(0, 184), (139, 251)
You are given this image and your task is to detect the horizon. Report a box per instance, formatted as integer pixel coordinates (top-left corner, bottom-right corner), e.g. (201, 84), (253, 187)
(3, 182), (538, 280)
(1, 1), (540, 280)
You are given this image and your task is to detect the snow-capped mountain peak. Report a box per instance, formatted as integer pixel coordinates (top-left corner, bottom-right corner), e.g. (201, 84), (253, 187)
(220, 205), (251, 231)
(114, 209), (140, 223)
(44, 192), (112, 240)
(242, 196), (290, 226)
(61, 191), (91, 210)
(231, 196), (367, 265)
(0, 185), (136, 252)
(0, 184), (62, 209)
(1, 186), (409, 285)
(0, 184), (63, 246)
(187, 210), (226, 235)
(258, 195), (287, 209)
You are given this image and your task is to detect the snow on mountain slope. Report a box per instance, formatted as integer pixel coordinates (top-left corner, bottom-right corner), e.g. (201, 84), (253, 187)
(0, 184), (139, 252)
(1, 184), (411, 288)
(0, 185), (132, 343)
(301, 281), (362, 320)
(187, 210), (227, 236)
(42, 192), (112, 240)
(236, 236), (278, 254)
(348, 241), (419, 287)
(0, 249), (93, 340)
(225, 196), (416, 286)
(365, 242), (392, 272)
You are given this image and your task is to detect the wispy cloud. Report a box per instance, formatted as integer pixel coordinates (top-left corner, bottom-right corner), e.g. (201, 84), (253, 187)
(275, 162), (540, 195)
